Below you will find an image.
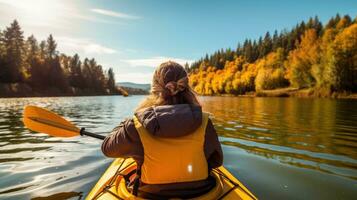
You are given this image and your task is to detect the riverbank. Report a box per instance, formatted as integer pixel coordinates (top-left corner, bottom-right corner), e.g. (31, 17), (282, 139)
(0, 83), (126, 98)
(255, 88), (357, 99)
(217, 88), (357, 99)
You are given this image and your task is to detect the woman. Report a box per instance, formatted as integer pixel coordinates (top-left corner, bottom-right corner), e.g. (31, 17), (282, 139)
(102, 61), (223, 198)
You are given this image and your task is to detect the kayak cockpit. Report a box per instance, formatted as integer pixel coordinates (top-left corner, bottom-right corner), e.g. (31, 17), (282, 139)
(86, 158), (257, 200)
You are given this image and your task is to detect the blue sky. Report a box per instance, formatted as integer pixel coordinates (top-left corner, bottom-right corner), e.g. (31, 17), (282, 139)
(0, 0), (356, 83)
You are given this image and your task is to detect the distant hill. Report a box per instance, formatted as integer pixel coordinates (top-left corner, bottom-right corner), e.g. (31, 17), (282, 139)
(116, 82), (150, 95)
(117, 82), (151, 91)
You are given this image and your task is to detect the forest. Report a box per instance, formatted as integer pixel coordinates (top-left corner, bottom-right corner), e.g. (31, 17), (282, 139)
(0, 20), (121, 97)
(188, 14), (357, 97)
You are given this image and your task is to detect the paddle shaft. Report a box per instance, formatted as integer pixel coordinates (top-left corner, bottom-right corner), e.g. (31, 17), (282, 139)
(80, 128), (105, 140)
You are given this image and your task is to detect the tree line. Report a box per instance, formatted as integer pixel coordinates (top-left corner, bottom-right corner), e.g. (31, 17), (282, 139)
(0, 20), (120, 96)
(188, 14), (357, 96)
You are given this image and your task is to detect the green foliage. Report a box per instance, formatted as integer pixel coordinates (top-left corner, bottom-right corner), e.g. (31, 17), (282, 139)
(0, 20), (119, 95)
(107, 68), (116, 93)
(1, 20), (25, 82)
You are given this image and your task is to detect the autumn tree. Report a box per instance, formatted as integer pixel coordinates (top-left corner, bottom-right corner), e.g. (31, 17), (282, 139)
(311, 29), (336, 92)
(189, 14), (357, 96)
(255, 48), (288, 91)
(333, 23), (357, 91)
(285, 29), (320, 88)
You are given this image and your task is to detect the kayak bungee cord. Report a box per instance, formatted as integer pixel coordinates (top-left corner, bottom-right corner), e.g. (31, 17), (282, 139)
(91, 158), (137, 200)
(213, 169), (257, 200)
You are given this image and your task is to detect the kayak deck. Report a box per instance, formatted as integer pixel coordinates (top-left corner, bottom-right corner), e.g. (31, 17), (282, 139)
(86, 158), (257, 200)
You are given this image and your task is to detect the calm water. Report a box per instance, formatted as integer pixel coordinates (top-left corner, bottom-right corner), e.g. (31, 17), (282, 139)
(0, 96), (356, 200)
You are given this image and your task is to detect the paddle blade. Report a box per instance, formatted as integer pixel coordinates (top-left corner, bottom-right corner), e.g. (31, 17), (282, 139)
(23, 106), (80, 137)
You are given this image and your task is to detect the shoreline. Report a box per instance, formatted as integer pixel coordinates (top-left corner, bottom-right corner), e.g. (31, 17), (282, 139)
(0, 83), (125, 98)
(203, 88), (357, 99)
(1, 85), (356, 99)
(0, 93), (126, 99)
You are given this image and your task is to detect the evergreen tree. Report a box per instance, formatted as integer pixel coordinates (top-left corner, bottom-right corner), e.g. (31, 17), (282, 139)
(46, 34), (57, 59)
(107, 68), (116, 93)
(69, 54), (83, 88)
(0, 29), (5, 72)
(47, 55), (67, 90)
(336, 15), (352, 30)
(82, 58), (91, 88)
(25, 35), (41, 85)
(26, 35), (39, 59)
(260, 32), (273, 58)
(0, 20), (120, 96)
(326, 14), (340, 29)
(272, 30), (280, 51)
(1, 20), (25, 83)
(39, 40), (46, 60)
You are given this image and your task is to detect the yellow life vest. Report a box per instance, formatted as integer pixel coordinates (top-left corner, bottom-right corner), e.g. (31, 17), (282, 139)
(133, 112), (209, 184)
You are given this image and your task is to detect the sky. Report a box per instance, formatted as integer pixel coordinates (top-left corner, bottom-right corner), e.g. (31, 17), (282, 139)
(0, 0), (356, 84)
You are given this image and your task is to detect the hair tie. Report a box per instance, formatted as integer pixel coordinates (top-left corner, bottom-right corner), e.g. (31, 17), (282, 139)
(165, 77), (188, 96)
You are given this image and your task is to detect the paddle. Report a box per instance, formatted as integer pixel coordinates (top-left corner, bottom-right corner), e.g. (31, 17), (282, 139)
(23, 105), (105, 140)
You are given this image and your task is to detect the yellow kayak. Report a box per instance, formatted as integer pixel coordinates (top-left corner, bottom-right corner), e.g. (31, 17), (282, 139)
(86, 158), (257, 200)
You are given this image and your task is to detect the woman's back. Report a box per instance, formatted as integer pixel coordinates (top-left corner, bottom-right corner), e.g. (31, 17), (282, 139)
(101, 61), (223, 197)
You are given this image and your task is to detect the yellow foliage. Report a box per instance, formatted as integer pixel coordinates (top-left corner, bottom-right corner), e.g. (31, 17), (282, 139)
(286, 29), (320, 88)
(188, 21), (356, 95)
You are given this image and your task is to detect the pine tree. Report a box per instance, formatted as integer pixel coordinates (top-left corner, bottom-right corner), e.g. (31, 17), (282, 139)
(25, 35), (41, 84)
(107, 68), (116, 93)
(69, 54), (82, 88)
(39, 40), (46, 60)
(46, 34), (57, 59)
(0, 29), (5, 71)
(1, 20), (25, 83)
(25, 35), (39, 64)
(82, 58), (92, 89)
(336, 15), (352, 30)
(47, 55), (67, 90)
(260, 32), (273, 58)
(272, 30), (279, 51)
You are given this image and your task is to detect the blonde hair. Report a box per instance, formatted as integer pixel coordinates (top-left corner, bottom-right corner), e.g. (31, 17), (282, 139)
(136, 61), (200, 111)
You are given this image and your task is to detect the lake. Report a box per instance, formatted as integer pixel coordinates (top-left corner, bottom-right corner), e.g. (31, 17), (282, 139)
(0, 96), (356, 199)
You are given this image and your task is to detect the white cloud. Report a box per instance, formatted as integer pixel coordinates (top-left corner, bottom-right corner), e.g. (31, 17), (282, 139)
(91, 8), (140, 19)
(116, 72), (153, 84)
(57, 36), (117, 55)
(125, 56), (193, 68)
